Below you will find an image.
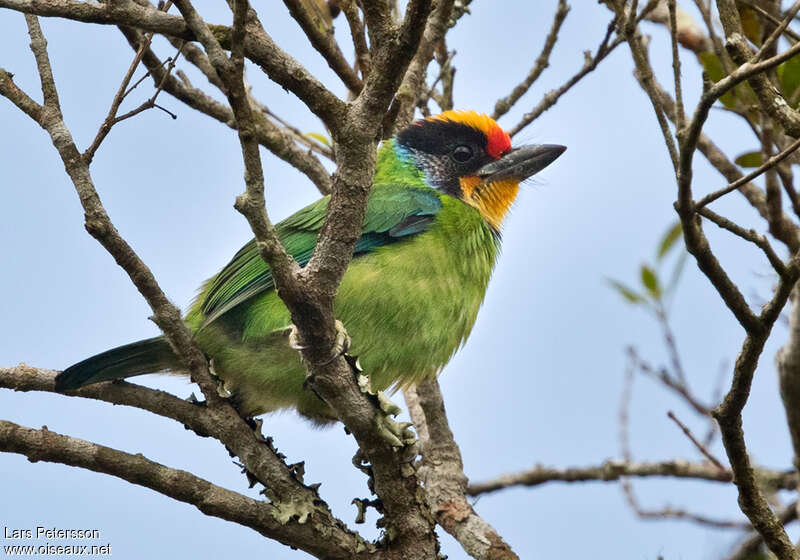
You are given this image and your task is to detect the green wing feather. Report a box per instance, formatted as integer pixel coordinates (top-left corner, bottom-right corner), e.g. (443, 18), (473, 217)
(56, 184), (443, 392)
(197, 185), (442, 326)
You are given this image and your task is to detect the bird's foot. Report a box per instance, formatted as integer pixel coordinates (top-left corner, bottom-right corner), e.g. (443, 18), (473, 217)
(288, 320), (351, 366)
(287, 324), (306, 351)
(375, 412), (416, 450)
(375, 393), (419, 470)
(355, 371), (416, 452)
(208, 358), (232, 399)
(325, 319), (351, 364)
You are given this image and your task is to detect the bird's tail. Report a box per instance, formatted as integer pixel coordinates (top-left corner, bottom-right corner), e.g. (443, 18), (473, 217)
(55, 336), (182, 391)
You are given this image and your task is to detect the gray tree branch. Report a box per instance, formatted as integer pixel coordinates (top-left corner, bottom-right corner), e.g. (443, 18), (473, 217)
(117, 25), (334, 194)
(0, 0), (347, 128)
(0, 420), (371, 559)
(492, 0), (569, 120)
(283, 0), (363, 93)
(0, 19), (365, 559)
(407, 380), (519, 560)
(606, 1), (800, 556)
(466, 459), (795, 496)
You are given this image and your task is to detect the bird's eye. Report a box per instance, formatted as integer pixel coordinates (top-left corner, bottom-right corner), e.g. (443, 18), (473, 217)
(452, 145), (473, 163)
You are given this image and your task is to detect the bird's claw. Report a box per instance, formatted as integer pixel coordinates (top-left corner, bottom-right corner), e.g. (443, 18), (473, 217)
(287, 325), (307, 351)
(327, 319), (351, 362)
(360, 379), (415, 450)
(374, 413), (416, 449)
(376, 390), (402, 417)
(287, 320), (351, 366)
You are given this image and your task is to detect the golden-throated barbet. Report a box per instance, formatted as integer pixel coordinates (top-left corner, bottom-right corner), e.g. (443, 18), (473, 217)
(57, 110), (566, 424)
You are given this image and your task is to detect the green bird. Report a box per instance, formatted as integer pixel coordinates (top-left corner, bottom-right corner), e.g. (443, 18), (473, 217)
(56, 111), (565, 424)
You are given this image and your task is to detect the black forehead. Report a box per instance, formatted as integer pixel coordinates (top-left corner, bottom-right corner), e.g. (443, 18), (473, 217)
(397, 120), (488, 155)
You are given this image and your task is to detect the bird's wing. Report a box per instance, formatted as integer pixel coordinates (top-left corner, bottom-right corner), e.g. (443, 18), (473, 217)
(198, 185), (442, 326)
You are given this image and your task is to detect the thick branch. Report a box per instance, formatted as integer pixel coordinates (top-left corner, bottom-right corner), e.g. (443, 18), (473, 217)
(171, 2), (441, 558)
(712, 293), (800, 559)
(351, 0), (435, 130)
(118, 26), (332, 194)
(390, 0), (455, 131)
(778, 289), (800, 471)
(0, 420), (367, 559)
(0, 19), (341, 526)
(410, 380), (519, 560)
(728, 501), (799, 560)
(0, 363), (376, 557)
(648, 78), (800, 252)
(717, 0), (800, 137)
(0, 0), (347, 128)
(283, 0), (363, 93)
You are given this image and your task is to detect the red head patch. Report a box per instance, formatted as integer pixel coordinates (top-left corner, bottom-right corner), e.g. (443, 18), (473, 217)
(427, 110), (511, 159)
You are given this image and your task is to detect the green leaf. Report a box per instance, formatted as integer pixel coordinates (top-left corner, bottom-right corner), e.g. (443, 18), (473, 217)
(697, 52), (736, 108)
(640, 265), (661, 299)
(738, 4), (762, 45)
(735, 151), (762, 168)
(305, 132), (331, 147)
(698, 52), (725, 82)
(606, 279), (646, 304)
(778, 54), (800, 103)
(696, 52), (757, 109)
(657, 222), (683, 261)
(666, 250), (688, 297)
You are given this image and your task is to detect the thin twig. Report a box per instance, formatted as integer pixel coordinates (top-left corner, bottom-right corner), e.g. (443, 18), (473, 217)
(646, 74), (800, 252)
(627, 347), (712, 417)
(623, 487), (751, 529)
(84, 36), (182, 164)
(667, 0), (686, 131)
(696, 206), (788, 277)
(83, 34), (152, 162)
(693, 0), (732, 72)
(417, 48), (455, 115)
(741, 1), (800, 42)
(466, 458), (750, 496)
(119, 26), (333, 192)
(491, 0), (569, 120)
(255, 101), (334, 160)
(617, 5), (680, 172)
(340, 0), (371, 78)
(754, 0), (800, 61)
(696, 135), (800, 209)
(667, 410), (728, 471)
(775, 158), (800, 219)
(510, 20), (621, 136)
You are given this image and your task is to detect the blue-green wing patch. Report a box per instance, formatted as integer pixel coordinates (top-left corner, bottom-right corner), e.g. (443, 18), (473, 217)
(200, 186), (442, 326)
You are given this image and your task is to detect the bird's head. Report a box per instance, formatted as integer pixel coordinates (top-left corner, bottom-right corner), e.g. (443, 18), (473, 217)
(394, 110), (566, 230)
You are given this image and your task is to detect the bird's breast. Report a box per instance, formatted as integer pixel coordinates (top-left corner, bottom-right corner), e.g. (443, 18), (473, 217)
(334, 199), (500, 390)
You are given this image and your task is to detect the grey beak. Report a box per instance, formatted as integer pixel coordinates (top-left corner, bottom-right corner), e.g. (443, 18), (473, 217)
(476, 144), (566, 182)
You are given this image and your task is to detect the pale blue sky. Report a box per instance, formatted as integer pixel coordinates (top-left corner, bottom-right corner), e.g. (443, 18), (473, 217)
(0, 2), (794, 559)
